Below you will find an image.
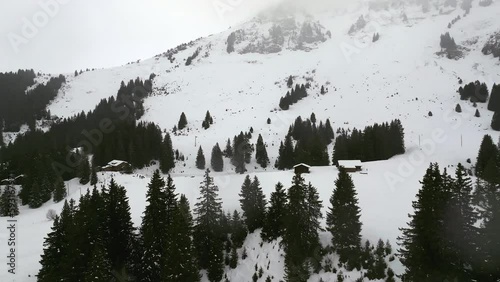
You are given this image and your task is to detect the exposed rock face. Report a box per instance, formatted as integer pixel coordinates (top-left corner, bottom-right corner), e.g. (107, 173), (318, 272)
(482, 31), (500, 60)
(227, 17), (329, 55)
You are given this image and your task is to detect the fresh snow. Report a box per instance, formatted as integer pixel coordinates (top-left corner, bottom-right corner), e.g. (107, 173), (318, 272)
(2, 1), (500, 281)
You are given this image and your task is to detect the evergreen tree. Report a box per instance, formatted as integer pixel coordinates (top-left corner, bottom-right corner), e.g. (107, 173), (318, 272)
(276, 135), (295, 170)
(398, 163), (454, 281)
(173, 194), (200, 281)
(138, 170), (168, 281)
(492, 112), (500, 131)
(196, 146), (206, 170)
(456, 103), (462, 113)
(442, 163), (477, 281)
(239, 176), (266, 233)
(193, 169), (224, 282)
(287, 75), (293, 88)
(229, 246), (238, 269)
(227, 32), (236, 53)
(283, 174), (323, 281)
(102, 178), (136, 277)
(0, 182), (19, 217)
(255, 134), (269, 168)
(223, 138), (233, 158)
(53, 177), (67, 203)
(90, 165), (98, 186)
(38, 200), (74, 282)
(160, 133), (175, 173)
(488, 84), (500, 112)
(476, 135), (498, 178)
(327, 167), (362, 270)
(205, 111), (213, 125)
(476, 180), (500, 280)
(440, 32), (457, 50)
(211, 143), (224, 172)
(262, 182), (288, 242)
(178, 112), (188, 130)
(230, 210), (247, 248)
(84, 243), (112, 282)
(79, 155), (91, 185)
(267, 118), (271, 124)
(162, 177), (201, 282)
(28, 182), (43, 208)
(310, 112), (316, 124)
(40, 177), (53, 204)
(475, 109), (481, 117)
(232, 133), (252, 174)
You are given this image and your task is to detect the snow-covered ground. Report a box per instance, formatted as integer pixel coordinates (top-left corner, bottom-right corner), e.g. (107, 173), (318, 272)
(1, 1), (500, 281)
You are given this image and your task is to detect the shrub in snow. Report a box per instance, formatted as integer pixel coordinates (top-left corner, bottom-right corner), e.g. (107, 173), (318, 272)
(46, 209), (57, 221)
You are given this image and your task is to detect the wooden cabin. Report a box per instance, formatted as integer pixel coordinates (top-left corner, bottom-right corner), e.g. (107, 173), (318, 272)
(100, 160), (132, 173)
(337, 160), (362, 173)
(293, 163), (311, 174)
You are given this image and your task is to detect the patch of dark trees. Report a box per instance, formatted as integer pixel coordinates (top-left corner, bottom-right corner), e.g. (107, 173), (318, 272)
(0, 77), (173, 185)
(332, 119), (405, 165)
(0, 70), (66, 132)
(275, 114), (335, 170)
(458, 80), (489, 103)
(279, 84), (308, 110)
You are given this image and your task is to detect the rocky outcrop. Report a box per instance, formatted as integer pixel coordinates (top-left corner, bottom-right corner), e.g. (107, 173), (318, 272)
(482, 32), (500, 60)
(228, 17), (329, 55)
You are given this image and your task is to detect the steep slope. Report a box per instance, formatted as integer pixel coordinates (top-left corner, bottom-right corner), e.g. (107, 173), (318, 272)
(2, 1), (499, 281)
(48, 0), (500, 172)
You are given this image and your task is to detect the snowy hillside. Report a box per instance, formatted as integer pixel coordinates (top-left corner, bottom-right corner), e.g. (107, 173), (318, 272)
(46, 0), (500, 172)
(2, 0), (500, 281)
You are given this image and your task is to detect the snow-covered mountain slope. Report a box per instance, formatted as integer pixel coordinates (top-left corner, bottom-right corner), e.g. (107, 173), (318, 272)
(2, 1), (500, 281)
(47, 1), (500, 172)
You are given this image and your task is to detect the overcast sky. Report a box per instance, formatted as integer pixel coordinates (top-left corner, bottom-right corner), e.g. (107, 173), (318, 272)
(0, 0), (284, 74)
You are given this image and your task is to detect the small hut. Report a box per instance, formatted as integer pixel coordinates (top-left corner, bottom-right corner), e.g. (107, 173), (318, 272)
(100, 160), (132, 173)
(293, 163), (311, 175)
(337, 160), (362, 173)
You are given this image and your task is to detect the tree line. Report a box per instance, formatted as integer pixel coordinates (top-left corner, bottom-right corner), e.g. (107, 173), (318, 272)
(399, 135), (500, 281)
(36, 166), (399, 282)
(0, 70), (65, 132)
(332, 119), (405, 164)
(0, 77), (175, 210)
(279, 84), (308, 110)
(275, 114), (335, 170)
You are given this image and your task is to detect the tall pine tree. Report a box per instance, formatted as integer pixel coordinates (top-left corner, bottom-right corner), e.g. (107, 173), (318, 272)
(211, 143), (224, 172)
(255, 134), (269, 168)
(102, 178), (136, 277)
(261, 182), (287, 242)
(327, 167), (362, 270)
(398, 163), (455, 281)
(239, 175), (266, 233)
(178, 112), (188, 130)
(283, 173), (323, 281)
(196, 146), (206, 170)
(193, 169), (224, 282)
(138, 170), (168, 281)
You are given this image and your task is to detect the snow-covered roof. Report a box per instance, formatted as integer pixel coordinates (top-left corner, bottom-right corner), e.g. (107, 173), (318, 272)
(337, 160), (362, 169)
(293, 163), (311, 168)
(107, 160), (128, 166)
